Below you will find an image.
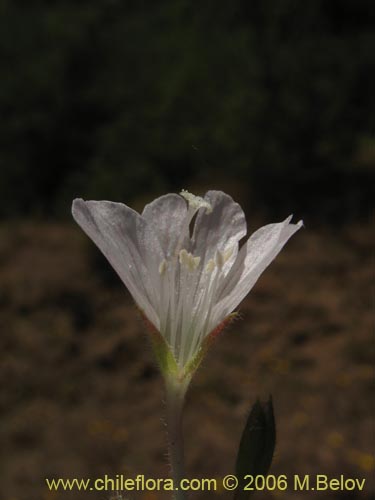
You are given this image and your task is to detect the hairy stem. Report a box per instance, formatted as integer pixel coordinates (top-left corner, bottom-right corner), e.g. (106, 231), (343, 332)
(165, 379), (189, 500)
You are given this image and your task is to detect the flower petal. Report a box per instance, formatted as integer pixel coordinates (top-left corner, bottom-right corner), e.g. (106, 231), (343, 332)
(214, 216), (303, 320)
(142, 193), (188, 258)
(72, 199), (162, 327)
(192, 190), (247, 269)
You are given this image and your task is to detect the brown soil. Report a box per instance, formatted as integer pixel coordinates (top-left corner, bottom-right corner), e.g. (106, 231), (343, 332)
(0, 217), (373, 500)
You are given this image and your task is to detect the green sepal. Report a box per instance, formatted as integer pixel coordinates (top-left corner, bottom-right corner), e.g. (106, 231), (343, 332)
(141, 309), (238, 382)
(233, 396), (276, 500)
(138, 309), (179, 377)
(182, 312), (238, 378)
(148, 327), (179, 377)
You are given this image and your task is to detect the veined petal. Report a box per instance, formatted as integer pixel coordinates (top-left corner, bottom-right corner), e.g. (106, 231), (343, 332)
(72, 190), (302, 380)
(142, 193), (188, 258)
(72, 199), (162, 327)
(214, 216), (303, 321)
(192, 190), (247, 270)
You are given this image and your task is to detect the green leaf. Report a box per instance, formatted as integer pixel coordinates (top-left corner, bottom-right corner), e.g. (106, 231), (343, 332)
(233, 396), (276, 500)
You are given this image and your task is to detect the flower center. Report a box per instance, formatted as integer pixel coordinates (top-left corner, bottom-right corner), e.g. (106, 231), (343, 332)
(157, 242), (235, 368)
(156, 191), (236, 367)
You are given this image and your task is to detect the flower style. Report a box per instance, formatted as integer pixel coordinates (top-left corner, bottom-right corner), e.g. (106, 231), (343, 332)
(72, 190), (302, 382)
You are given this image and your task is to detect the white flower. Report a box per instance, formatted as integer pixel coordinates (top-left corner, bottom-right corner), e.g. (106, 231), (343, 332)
(72, 190), (302, 378)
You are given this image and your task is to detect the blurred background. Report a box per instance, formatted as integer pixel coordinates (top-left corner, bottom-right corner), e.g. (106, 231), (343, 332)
(0, 1), (373, 499)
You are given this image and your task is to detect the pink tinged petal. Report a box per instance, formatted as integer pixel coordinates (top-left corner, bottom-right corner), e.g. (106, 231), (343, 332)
(72, 199), (162, 327)
(214, 216), (303, 320)
(142, 193), (188, 258)
(192, 190), (247, 269)
(142, 193), (194, 343)
(188, 191), (247, 332)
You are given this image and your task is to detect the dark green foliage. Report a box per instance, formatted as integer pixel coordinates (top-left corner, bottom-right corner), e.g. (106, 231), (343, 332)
(234, 397), (276, 499)
(0, 0), (373, 219)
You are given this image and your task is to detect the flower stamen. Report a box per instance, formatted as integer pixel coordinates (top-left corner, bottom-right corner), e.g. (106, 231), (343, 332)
(180, 190), (212, 213)
(159, 259), (167, 275)
(179, 249), (201, 271)
(205, 258), (216, 273)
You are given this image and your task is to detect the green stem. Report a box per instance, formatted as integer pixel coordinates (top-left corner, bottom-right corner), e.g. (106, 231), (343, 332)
(165, 378), (189, 500)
